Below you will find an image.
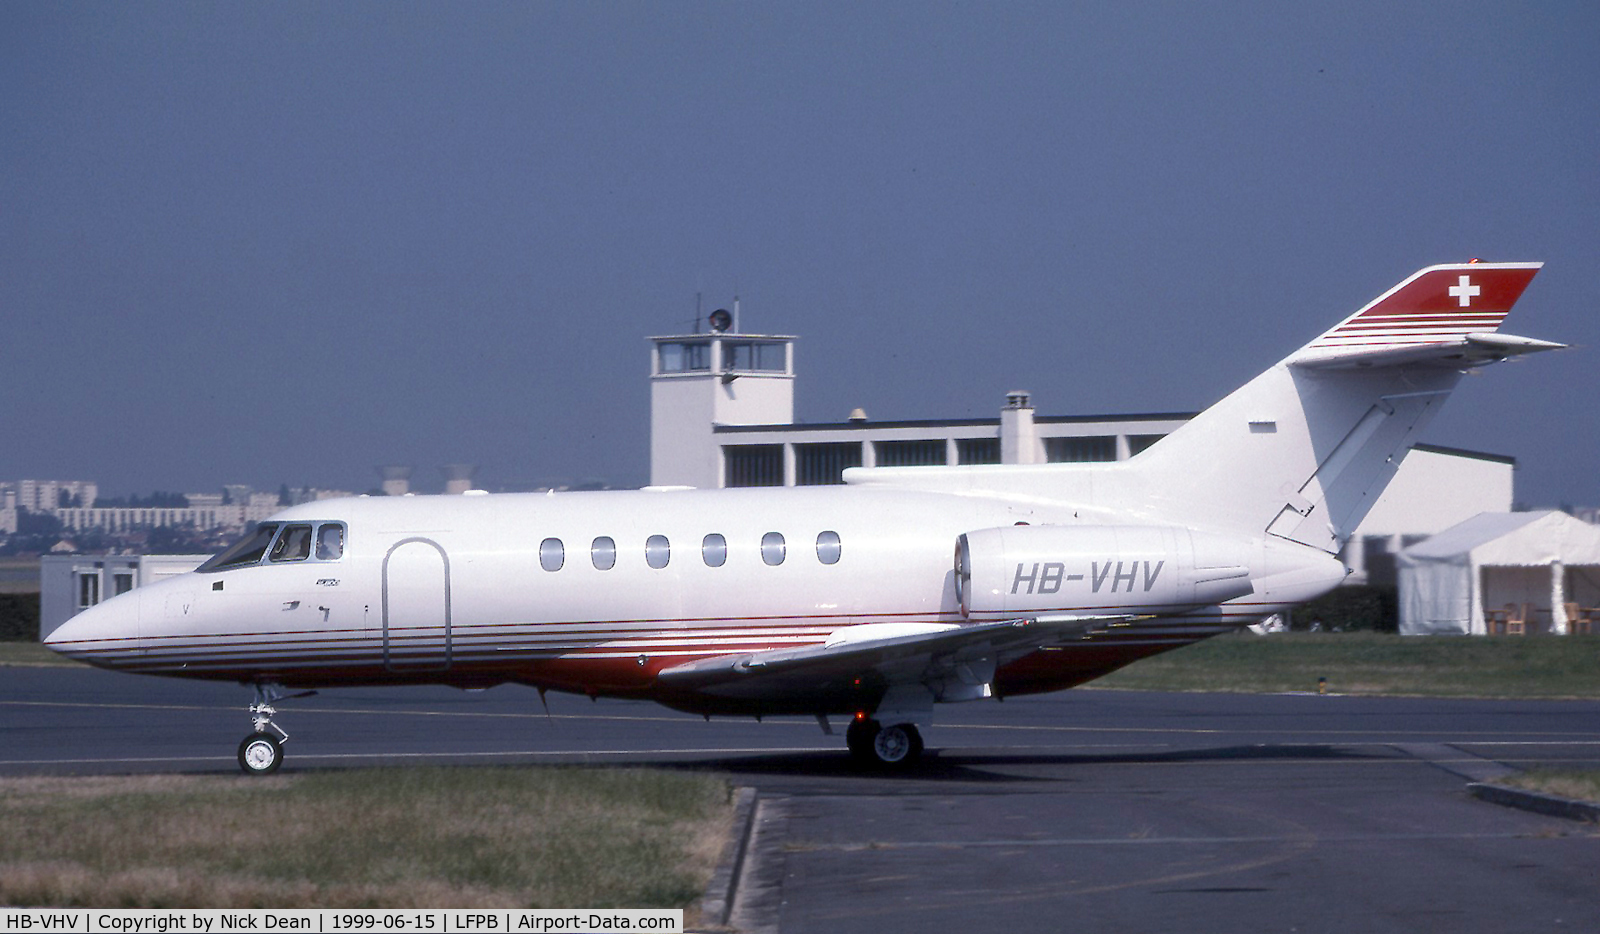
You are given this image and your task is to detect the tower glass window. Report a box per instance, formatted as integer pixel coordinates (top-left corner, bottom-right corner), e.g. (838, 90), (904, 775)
(1045, 436), (1117, 462)
(795, 442), (862, 485)
(875, 439), (947, 467)
(723, 341), (786, 372)
(658, 341), (710, 373)
(724, 445), (784, 487)
(957, 438), (1001, 465)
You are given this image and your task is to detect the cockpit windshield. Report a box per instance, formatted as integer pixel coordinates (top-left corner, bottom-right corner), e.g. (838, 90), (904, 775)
(268, 524), (314, 562)
(197, 521), (347, 573)
(198, 523), (281, 573)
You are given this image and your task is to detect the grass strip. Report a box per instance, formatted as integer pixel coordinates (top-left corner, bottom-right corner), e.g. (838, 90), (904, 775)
(1087, 631), (1600, 698)
(1500, 769), (1600, 805)
(0, 642), (69, 666)
(0, 768), (732, 909)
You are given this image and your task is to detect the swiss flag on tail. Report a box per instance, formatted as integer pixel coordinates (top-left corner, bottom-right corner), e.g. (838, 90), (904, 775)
(1307, 262), (1541, 351)
(1285, 262), (1560, 370)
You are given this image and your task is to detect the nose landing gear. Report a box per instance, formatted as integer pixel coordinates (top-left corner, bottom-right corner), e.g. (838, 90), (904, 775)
(238, 683), (315, 776)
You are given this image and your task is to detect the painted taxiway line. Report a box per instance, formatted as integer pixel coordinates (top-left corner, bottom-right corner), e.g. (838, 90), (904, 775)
(0, 746), (834, 767)
(12, 699), (1600, 743)
(788, 830), (1563, 852)
(1, 742), (1517, 770)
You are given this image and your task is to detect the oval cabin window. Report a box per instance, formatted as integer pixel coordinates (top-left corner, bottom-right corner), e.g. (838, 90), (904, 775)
(816, 530), (842, 565)
(539, 538), (564, 572)
(702, 533), (728, 568)
(646, 535), (671, 569)
(761, 532), (786, 566)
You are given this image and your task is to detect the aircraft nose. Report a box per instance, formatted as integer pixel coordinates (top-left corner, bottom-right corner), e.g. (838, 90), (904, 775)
(44, 588), (143, 668)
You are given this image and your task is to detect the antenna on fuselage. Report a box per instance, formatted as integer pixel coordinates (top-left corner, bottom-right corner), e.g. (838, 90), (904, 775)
(537, 686), (554, 726)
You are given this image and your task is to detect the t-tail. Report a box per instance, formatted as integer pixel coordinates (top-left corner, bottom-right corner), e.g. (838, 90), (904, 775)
(1130, 262), (1559, 551)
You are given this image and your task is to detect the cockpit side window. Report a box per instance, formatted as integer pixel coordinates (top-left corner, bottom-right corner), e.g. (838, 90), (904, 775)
(197, 523), (282, 573)
(269, 524), (314, 562)
(316, 523), (345, 560)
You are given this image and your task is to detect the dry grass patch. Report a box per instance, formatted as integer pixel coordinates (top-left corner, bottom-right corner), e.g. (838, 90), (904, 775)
(0, 767), (732, 909)
(0, 642), (73, 666)
(1502, 769), (1600, 805)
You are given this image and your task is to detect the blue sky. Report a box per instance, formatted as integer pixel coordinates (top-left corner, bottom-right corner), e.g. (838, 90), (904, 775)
(3, 2), (1595, 505)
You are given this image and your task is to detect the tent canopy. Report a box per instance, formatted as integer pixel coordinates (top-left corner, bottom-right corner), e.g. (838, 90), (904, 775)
(1397, 511), (1600, 635)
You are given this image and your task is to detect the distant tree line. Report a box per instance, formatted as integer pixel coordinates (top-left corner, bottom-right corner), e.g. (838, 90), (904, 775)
(0, 594), (39, 641)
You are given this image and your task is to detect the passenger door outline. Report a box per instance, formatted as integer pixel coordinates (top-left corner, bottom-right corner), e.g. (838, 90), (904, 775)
(381, 537), (452, 672)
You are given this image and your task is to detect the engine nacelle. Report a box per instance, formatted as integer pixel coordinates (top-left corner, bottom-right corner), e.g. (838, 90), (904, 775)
(955, 524), (1256, 620)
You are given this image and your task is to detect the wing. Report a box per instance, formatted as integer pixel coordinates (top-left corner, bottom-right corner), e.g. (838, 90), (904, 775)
(656, 614), (1128, 706)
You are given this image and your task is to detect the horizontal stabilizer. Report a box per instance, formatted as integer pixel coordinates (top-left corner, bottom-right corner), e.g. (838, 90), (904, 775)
(1291, 331), (1568, 370)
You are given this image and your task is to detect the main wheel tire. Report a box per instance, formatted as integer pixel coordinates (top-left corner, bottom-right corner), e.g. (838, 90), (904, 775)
(870, 723), (923, 769)
(238, 732), (283, 776)
(845, 719), (879, 762)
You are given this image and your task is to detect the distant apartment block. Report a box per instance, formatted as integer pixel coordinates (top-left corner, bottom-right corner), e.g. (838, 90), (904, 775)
(0, 480), (98, 511)
(1, 481), (351, 536)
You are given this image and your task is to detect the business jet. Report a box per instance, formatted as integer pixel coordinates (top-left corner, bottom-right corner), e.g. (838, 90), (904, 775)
(45, 262), (1559, 773)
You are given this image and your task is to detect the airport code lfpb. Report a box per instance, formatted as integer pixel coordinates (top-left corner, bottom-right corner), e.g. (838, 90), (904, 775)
(0, 911), (683, 934)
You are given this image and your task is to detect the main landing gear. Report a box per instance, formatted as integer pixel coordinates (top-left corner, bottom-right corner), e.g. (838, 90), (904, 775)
(238, 683), (314, 776)
(845, 716), (924, 770)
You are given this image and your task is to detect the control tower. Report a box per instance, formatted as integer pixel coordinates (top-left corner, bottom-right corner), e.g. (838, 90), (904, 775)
(648, 308), (795, 488)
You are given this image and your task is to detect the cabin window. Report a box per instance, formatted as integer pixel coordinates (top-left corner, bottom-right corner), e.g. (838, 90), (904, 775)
(198, 522), (281, 572)
(702, 533), (727, 568)
(761, 532), (786, 566)
(645, 535), (671, 569)
(540, 538), (565, 572)
(268, 524), (314, 563)
(315, 523), (345, 560)
(816, 530), (842, 565)
(591, 536), (616, 570)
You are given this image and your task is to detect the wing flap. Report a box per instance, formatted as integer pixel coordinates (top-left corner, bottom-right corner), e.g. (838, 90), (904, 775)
(657, 615), (1126, 699)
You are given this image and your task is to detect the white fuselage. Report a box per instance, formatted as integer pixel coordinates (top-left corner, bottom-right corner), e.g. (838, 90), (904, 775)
(44, 482), (1341, 714)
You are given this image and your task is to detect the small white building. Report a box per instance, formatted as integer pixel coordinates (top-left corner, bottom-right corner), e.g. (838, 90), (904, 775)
(39, 554), (208, 641)
(1398, 511), (1600, 635)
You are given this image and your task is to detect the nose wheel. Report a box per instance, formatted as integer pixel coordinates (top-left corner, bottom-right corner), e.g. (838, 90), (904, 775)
(238, 683), (313, 776)
(238, 732), (283, 775)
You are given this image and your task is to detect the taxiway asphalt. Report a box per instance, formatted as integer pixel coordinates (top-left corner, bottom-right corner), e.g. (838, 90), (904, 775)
(3, 665), (1598, 933)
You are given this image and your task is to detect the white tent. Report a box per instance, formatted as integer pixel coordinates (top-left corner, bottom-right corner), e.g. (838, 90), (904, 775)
(1397, 511), (1600, 635)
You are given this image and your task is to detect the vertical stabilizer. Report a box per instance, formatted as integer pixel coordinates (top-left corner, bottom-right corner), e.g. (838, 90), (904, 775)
(1129, 263), (1553, 550)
